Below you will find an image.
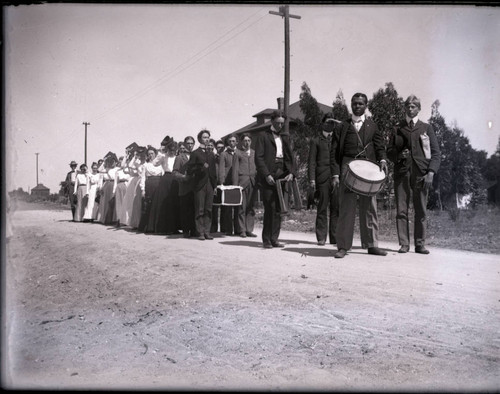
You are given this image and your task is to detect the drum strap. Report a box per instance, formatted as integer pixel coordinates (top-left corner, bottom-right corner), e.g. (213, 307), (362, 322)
(353, 128), (372, 159)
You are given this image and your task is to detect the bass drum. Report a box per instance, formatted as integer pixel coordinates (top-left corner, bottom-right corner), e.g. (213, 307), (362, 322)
(343, 159), (386, 196)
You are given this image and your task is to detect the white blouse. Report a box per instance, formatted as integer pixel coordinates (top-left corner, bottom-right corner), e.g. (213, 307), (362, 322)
(73, 173), (89, 194)
(140, 161), (164, 193)
(152, 152), (176, 173)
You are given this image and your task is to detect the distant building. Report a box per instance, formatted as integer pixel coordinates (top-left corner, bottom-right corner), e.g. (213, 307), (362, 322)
(222, 99), (333, 145)
(31, 183), (50, 198)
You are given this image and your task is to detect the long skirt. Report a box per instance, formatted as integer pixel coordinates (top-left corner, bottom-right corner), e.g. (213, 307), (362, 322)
(120, 176), (139, 226)
(114, 181), (128, 225)
(98, 180), (116, 225)
(138, 176), (161, 233)
(74, 184), (88, 222)
(83, 184), (98, 220)
(128, 178), (143, 229)
(148, 172), (180, 234)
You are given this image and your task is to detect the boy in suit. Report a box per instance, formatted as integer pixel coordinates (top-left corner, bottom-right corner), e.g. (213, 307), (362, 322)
(388, 95), (441, 254)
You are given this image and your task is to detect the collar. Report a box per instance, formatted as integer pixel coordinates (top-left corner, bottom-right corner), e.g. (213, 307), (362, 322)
(351, 114), (366, 124)
(406, 115), (419, 125)
(322, 130), (333, 138)
(270, 126), (281, 137)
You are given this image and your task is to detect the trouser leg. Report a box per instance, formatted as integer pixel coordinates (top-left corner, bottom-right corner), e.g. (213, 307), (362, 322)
(336, 183), (356, 251)
(359, 194), (378, 248)
(395, 173), (411, 246)
(315, 182), (329, 242)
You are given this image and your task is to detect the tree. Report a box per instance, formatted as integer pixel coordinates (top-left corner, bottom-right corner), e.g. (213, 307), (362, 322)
(484, 136), (500, 182)
(331, 89), (350, 122)
(291, 82), (326, 195)
(368, 82), (405, 208)
(429, 101), (487, 208)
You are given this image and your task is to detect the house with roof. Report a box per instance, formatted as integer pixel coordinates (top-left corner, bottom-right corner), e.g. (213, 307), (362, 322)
(222, 99), (333, 145)
(31, 183), (50, 199)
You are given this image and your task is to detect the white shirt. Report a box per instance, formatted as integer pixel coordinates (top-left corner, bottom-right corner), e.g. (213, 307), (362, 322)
(73, 173), (89, 194)
(406, 115), (419, 126)
(271, 126), (283, 159)
(140, 161), (164, 193)
(153, 152), (176, 173)
(351, 114), (366, 131)
(322, 130), (333, 139)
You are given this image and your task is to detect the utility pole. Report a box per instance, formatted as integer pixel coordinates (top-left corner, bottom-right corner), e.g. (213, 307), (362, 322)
(35, 152), (39, 186)
(269, 5), (301, 135)
(83, 121), (90, 165)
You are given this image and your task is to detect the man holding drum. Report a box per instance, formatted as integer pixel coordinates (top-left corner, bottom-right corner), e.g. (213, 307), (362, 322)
(330, 93), (388, 259)
(388, 95), (441, 254)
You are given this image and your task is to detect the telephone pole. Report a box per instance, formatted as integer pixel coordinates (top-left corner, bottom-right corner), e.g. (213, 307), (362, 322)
(35, 152), (39, 185)
(269, 5), (301, 135)
(83, 121), (90, 165)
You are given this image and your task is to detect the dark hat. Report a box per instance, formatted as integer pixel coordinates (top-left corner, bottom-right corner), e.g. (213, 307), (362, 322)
(103, 151), (114, 159)
(136, 146), (147, 154)
(160, 135), (175, 148)
(126, 142), (139, 151)
(69, 160), (77, 166)
(105, 152), (118, 163)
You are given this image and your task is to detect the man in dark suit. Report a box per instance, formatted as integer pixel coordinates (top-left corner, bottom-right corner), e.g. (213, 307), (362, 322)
(388, 95), (441, 254)
(65, 160), (78, 221)
(186, 129), (217, 240)
(218, 134), (240, 236)
(255, 110), (297, 249)
(308, 113), (340, 246)
(173, 135), (196, 238)
(232, 133), (258, 238)
(330, 93), (388, 258)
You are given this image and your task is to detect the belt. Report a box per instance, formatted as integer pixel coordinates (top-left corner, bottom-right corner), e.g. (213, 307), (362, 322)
(148, 175), (161, 178)
(118, 180), (127, 183)
(275, 158), (284, 163)
(78, 184), (87, 187)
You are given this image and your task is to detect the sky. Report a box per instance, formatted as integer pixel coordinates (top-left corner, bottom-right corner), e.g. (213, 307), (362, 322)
(4, 3), (500, 194)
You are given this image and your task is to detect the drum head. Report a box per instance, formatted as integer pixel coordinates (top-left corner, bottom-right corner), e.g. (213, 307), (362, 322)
(348, 160), (385, 182)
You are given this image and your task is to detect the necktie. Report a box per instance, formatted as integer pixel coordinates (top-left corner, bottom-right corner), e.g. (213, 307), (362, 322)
(410, 120), (414, 128)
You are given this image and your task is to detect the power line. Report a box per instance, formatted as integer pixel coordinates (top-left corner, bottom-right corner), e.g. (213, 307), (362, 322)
(91, 9), (268, 122)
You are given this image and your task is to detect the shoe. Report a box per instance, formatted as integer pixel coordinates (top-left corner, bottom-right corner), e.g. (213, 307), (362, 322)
(240, 233), (247, 238)
(246, 232), (258, 238)
(317, 240), (326, 246)
(204, 234), (214, 240)
(334, 249), (347, 258)
(225, 232), (234, 236)
(398, 245), (410, 253)
(271, 242), (285, 248)
(368, 247), (387, 256)
(415, 246), (430, 254)
(330, 239), (337, 245)
(198, 235), (205, 241)
(263, 243), (273, 249)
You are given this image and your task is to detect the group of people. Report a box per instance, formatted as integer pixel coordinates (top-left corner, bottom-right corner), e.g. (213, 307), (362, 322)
(308, 93), (440, 258)
(64, 92), (440, 257)
(64, 131), (260, 241)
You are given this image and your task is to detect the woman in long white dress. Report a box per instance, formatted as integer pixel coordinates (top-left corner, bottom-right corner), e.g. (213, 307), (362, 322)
(113, 157), (131, 227)
(120, 148), (145, 228)
(73, 164), (89, 222)
(83, 162), (100, 221)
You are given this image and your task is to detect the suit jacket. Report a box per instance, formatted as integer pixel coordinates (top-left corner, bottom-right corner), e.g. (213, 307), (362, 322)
(308, 132), (334, 185)
(330, 117), (386, 177)
(218, 149), (236, 185)
(173, 152), (195, 196)
(387, 119), (441, 177)
(186, 147), (217, 191)
(232, 148), (256, 189)
(254, 129), (296, 185)
(64, 170), (77, 196)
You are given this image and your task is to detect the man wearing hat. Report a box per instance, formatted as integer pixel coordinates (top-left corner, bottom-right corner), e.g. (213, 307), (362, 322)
(254, 110), (297, 249)
(308, 113), (341, 246)
(65, 160), (78, 221)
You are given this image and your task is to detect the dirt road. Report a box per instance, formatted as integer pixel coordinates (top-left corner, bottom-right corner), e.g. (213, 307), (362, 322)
(3, 206), (499, 390)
